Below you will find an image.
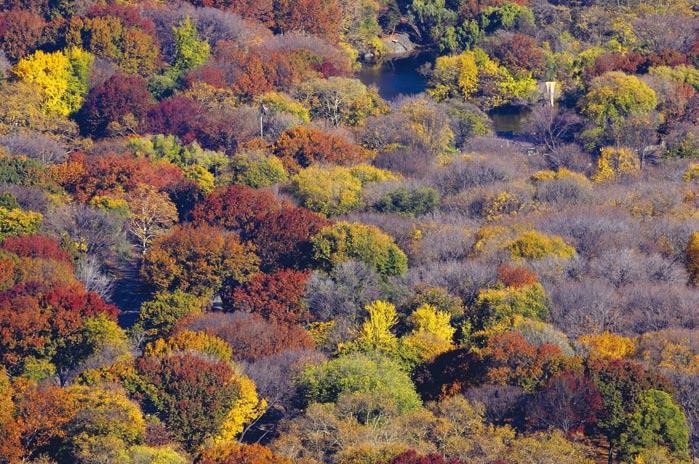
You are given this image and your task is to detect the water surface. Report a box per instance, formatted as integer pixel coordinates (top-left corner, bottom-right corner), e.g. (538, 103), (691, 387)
(358, 53), (434, 101)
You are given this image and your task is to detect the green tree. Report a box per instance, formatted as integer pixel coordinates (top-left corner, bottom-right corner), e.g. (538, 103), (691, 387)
(621, 389), (690, 461)
(580, 72), (657, 147)
(311, 222), (408, 276)
(297, 352), (421, 413)
(170, 17), (209, 77)
(134, 291), (207, 342)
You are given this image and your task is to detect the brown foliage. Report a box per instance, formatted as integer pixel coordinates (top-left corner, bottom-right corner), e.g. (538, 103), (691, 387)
(273, 126), (369, 173)
(178, 312), (314, 363)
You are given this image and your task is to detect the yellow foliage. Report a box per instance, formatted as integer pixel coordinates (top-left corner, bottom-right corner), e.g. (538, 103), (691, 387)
(211, 373), (267, 446)
(687, 231), (699, 286)
(507, 230), (576, 260)
(0, 207), (42, 240)
(349, 164), (398, 184)
(409, 304), (455, 342)
(683, 162), (699, 182)
(356, 300), (399, 353)
(144, 330), (233, 363)
(578, 331), (636, 360)
(14, 48), (93, 116)
(592, 146), (640, 182)
(402, 304), (455, 361)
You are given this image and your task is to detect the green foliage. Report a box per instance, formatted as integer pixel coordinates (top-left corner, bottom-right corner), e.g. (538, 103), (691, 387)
(128, 134), (227, 175)
(170, 17), (209, 77)
(372, 185), (440, 216)
(471, 283), (549, 337)
(228, 150), (288, 188)
(311, 221), (408, 276)
(297, 352), (421, 413)
(0, 192), (19, 210)
(135, 291), (207, 342)
(580, 72), (657, 146)
(621, 389), (690, 461)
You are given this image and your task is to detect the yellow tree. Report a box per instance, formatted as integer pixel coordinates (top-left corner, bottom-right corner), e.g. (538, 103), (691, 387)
(356, 300), (399, 353)
(402, 303), (455, 362)
(13, 48), (93, 116)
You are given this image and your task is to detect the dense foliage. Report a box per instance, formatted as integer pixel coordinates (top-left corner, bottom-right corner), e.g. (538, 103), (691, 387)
(0, 1), (697, 464)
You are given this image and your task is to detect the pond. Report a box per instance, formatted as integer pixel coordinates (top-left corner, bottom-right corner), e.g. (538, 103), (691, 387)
(357, 54), (531, 137)
(357, 53), (434, 101)
(488, 105), (532, 137)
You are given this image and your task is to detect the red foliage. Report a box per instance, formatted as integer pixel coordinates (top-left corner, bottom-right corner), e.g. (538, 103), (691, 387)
(56, 152), (185, 203)
(481, 332), (568, 390)
(0, 282), (118, 373)
(190, 185), (283, 239)
(413, 347), (481, 401)
(227, 269), (310, 323)
(496, 263), (538, 288)
(586, 52), (645, 79)
(198, 443), (291, 464)
(526, 370), (603, 435)
(274, 0), (342, 40)
(274, 126), (369, 172)
(0, 9), (45, 61)
(78, 73), (153, 137)
(491, 33), (544, 75)
(1, 234), (71, 263)
(644, 49), (690, 70)
(178, 312), (314, 363)
(251, 206), (331, 271)
(86, 3), (156, 33)
(146, 96), (209, 146)
(136, 352), (239, 450)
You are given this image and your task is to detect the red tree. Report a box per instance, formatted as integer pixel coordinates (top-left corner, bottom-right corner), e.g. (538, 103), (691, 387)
(0, 282), (118, 374)
(78, 73), (153, 137)
(136, 352), (239, 450)
(0, 9), (45, 61)
(525, 370), (603, 435)
(227, 269), (310, 323)
(251, 206), (331, 271)
(274, 126), (369, 172)
(1, 235), (71, 263)
(190, 185), (283, 239)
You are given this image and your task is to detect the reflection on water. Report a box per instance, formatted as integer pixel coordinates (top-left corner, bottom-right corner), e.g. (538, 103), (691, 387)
(357, 53), (434, 101)
(358, 55), (531, 138)
(489, 105), (532, 136)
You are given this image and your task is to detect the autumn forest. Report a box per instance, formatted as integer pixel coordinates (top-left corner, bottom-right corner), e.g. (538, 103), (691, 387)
(0, 0), (697, 463)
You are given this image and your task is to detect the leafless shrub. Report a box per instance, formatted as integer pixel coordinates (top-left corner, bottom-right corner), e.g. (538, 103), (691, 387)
(546, 277), (621, 337)
(76, 255), (115, 301)
(431, 157), (515, 195)
(0, 132), (66, 164)
(409, 260), (497, 307)
(616, 283), (698, 334)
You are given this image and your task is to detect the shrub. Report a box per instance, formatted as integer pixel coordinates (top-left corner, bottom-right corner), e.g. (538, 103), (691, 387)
(507, 230), (576, 260)
(297, 352), (421, 413)
(311, 222), (408, 276)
